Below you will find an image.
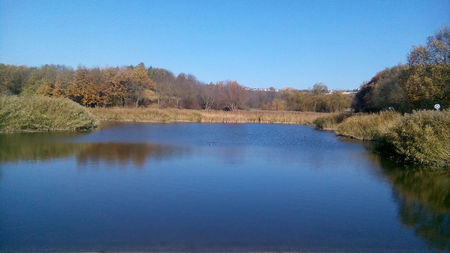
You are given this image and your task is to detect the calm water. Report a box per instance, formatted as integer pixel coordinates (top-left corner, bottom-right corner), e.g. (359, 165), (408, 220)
(0, 123), (448, 252)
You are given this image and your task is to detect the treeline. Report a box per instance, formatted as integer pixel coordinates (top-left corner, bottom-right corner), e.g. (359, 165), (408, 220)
(353, 26), (449, 113)
(0, 63), (156, 108)
(0, 64), (353, 112)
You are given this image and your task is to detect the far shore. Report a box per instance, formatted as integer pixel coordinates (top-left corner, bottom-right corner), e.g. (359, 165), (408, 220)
(89, 107), (334, 126)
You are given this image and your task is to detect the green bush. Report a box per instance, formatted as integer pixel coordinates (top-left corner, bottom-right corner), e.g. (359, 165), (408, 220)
(336, 111), (401, 140)
(0, 96), (96, 132)
(317, 110), (449, 167)
(386, 110), (450, 167)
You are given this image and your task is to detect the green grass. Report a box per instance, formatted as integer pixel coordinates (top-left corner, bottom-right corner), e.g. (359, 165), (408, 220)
(0, 96), (96, 132)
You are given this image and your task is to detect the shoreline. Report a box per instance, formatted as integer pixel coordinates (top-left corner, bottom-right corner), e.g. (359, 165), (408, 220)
(1, 99), (448, 168)
(0, 107), (333, 133)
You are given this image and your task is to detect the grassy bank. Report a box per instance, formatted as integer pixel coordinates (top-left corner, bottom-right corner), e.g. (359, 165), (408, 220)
(0, 96), (96, 132)
(314, 110), (450, 168)
(90, 107), (331, 125)
(336, 111), (402, 140)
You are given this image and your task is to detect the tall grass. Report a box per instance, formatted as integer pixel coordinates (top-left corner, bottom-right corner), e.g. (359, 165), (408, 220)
(313, 112), (352, 130)
(336, 111), (402, 140)
(90, 107), (331, 125)
(0, 96), (96, 132)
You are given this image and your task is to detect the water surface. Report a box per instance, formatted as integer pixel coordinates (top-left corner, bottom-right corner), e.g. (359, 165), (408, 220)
(0, 123), (448, 252)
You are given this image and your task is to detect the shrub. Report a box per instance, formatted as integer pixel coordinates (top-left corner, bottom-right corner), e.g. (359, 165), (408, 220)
(386, 110), (450, 167)
(0, 96), (96, 132)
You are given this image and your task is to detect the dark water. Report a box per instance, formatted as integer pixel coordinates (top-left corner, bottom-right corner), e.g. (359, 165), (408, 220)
(0, 123), (448, 252)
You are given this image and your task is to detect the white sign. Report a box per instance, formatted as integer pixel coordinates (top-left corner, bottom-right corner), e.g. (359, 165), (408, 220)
(434, 104), (441, 110)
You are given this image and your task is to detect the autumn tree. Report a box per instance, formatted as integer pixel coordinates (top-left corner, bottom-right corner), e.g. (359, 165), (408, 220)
(67, 67), (99, 107)
(36, 81), (53, 96)
(271, 98), (286, 110)
(404, 26), (449, 110)
(129, 63), (156, 107)
(353, 26), (449, 112)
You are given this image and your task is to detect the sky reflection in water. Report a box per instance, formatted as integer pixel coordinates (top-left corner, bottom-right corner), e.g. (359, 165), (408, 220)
(0, 123), (448, 252)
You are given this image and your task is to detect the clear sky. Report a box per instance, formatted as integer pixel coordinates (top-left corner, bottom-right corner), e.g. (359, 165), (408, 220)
(0, 0), (448, 90)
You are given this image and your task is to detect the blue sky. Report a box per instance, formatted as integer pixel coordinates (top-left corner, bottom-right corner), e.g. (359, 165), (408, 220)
(0, 0), (448, 90)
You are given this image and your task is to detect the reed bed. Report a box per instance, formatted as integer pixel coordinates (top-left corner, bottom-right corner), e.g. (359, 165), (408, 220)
(89, 107), (332, 125)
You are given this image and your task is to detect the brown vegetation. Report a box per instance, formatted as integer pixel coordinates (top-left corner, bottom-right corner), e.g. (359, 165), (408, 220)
(90, 107), (331, 125)
(0, 64), (353, 112)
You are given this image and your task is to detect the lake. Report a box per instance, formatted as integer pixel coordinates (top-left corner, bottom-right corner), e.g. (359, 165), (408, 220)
(0, 123), (448, 252)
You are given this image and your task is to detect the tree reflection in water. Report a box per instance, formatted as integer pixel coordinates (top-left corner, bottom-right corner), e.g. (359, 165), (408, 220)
(0, 132), (84, 163)
(2, 132), (448, 250)
(366, 153), (450, 251)
(76, 142), (184, 168)
(0, 133), (186, 169)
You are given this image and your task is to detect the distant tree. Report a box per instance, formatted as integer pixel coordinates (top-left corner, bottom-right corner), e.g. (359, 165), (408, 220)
(128, 63), (156, 107)
(353, 26), (450, 112)
(220, 81), (248, 111)
(313, 83), (328, 94)
(36, 81), (53, 96)
(271, 98), (286, 111)
(0, 64), (30, 94)
(52, 79), (65, 97)
(149, 67), (176, 107)
(67, 67), (98, 107)
(199, 83), (216, 109)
